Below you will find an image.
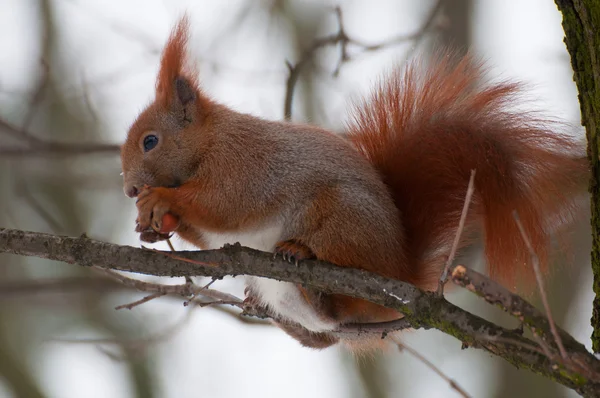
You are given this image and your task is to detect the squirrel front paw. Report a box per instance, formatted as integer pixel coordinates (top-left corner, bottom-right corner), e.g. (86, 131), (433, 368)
(135, 226), (172, 243)
(135, 185), (180, 235)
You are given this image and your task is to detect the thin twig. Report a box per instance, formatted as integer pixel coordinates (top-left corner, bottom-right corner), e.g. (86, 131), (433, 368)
(166, 239), (176, 252)
(437, 169), (476, 295)
(389, 335), (471, 398)
(531, 328), (555, 360)
(94, 267), (243, 307)
(513, 211), (568, 360)
(183, 278), (217, 306)
(197, 300), (241, 308)
(476, 334), (545, 356)
(115, 292), (166, 310)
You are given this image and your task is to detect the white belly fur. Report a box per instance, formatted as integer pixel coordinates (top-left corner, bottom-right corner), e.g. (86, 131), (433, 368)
(201, 222), (337, 332)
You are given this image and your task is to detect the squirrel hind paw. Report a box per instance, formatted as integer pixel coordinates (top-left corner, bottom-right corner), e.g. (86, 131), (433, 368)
(274, 239), (315, 265)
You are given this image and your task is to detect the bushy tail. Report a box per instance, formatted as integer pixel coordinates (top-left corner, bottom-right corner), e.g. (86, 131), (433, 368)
(346, 52), (589, 291)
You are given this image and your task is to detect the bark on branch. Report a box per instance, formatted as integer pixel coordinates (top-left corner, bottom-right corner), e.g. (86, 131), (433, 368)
(0, 228), (599, 395)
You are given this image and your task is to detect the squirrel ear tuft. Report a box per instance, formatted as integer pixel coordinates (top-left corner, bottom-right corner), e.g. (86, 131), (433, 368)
(156, 15), (198, 108)
(156, 15), (211, 125)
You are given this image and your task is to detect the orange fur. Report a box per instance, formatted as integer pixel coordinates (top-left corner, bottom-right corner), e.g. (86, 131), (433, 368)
(346, 53), (588, 290)
(156, 15), (195, 107)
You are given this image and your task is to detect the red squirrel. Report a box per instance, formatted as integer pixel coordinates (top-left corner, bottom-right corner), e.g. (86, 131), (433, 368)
(120, 16), (589, 351)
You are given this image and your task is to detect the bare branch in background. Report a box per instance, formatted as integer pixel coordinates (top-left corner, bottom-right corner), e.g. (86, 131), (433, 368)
(389, 335), (471, 398)
(50, 306), (197, 360)
(0, 117), (120, 157)
(80, 72), (101, 124)
(0, 50), (120, 157)
(15, 182), (66, 233)
(22, 59), (50, 132)
(0, 2), (443, 154)
(0, 276), (123, 297)
(0, 228), (599, 396)
(283, 1), (446, 120)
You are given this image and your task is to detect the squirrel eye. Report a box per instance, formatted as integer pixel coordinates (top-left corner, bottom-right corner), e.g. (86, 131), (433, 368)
(143, 135), (159, 152)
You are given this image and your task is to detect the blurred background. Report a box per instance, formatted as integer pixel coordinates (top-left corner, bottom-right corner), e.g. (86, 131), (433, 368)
(0, 0), (593, 397)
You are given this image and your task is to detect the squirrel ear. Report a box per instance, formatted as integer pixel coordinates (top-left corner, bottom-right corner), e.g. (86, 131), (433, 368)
(171, 76), (201, 125)
(175, 76), (196, 106)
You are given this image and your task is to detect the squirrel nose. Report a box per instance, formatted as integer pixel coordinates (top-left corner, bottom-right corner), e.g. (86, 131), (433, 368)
(124, 185), (139, 198)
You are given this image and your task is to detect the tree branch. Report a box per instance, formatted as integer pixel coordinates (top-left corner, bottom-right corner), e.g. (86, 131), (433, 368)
(0, 228), (598, 396)
(0, 118), (120, 157)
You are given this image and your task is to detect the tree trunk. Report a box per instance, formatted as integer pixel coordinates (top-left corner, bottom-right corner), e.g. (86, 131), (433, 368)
(554, 0), (600, 353)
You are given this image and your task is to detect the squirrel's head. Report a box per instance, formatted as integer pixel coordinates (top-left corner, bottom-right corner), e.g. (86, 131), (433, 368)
(120, 15), (213, 198)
